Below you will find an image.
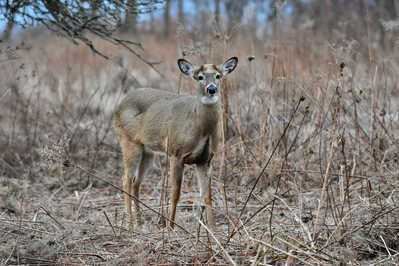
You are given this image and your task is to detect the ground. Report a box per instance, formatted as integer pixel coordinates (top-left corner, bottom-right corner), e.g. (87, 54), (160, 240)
(1, 27), (399, 265)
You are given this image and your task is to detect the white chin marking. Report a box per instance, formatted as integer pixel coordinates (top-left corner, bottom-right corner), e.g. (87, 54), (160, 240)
(201, 95), (219, 105)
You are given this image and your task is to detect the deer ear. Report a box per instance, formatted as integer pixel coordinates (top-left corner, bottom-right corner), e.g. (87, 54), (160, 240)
(221, 57), (238, 75)
(178, 59), (195, 77)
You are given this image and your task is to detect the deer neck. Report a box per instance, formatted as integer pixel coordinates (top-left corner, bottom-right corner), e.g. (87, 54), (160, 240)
(194, 95), (220, 135)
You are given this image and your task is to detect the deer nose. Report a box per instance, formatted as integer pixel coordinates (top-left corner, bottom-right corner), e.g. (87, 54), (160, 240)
(207, 85), (217, 95)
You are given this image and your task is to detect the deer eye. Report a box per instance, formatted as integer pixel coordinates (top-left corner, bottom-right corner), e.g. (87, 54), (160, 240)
(198, 75), (204, 80)
(215, 74), (221, 79)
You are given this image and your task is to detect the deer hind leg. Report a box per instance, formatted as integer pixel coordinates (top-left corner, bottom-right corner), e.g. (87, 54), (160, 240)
(169, 156), (184, 229)
(132, 150), (154, 226)
(120, 139), (142, 228)
(195, 164), (216, 228)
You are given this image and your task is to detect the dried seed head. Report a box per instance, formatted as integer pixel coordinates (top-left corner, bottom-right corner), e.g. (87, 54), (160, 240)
(340, 62), (345, 77)
(40, 134), (71, 167)
(63, 160), (71, 168)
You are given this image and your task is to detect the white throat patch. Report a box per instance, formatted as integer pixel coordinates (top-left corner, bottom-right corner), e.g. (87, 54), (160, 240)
(201, 95), (219, 105)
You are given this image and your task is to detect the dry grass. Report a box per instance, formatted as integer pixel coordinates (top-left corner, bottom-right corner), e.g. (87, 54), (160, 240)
(1, 24), (399, 265)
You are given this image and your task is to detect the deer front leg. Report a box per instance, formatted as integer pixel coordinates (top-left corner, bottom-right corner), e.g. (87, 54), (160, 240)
(120, 141), (141, 230)
(195, 164), (216, 228)
(132, 150), (154, 226)
(122, 172), (133, 228)
(169, 156), (184, 229)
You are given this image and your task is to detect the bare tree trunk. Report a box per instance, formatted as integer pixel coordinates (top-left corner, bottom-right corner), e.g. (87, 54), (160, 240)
(150, 11), (155, 33)
(122, 0), (138, 34)
(225, 0), (246, 34)
(329, 0), (340, 36)
(358, 0), (367, 26)
(270, 0), (278, 38)
(385, 0), (398, 18)
(1, 20), (14, 41)
(214, 0), (220, 28)
(311, 0), (322, 36)
(164, 0), (171, 37)
(178, 0), (184, 24)
(291, 0), (305, 29)
(381, 0), (398, 50)
(89, 0), (101, 17)
(1, 0), (21, 41)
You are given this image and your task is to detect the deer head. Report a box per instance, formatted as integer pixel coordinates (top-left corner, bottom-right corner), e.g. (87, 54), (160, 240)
(178, 57), (238, 105)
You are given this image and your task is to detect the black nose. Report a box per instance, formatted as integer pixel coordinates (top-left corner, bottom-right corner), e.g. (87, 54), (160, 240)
(207, 85), (217, 95)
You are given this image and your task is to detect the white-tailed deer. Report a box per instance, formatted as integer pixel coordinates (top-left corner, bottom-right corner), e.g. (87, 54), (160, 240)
(113, 57), (238, 229)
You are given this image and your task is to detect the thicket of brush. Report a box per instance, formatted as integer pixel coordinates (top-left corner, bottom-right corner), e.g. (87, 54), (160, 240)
(1, 2), (399, 265)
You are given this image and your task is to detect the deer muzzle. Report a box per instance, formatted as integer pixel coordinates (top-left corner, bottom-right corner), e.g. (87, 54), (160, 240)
(206, 85), (217, 95)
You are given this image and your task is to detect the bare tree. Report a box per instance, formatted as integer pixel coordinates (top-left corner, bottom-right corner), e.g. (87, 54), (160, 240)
(0, 0), (25, 40)
(214, 0), (220, 28)
(287, 0), (399, 41)
(122, 0), (138, 34)
(1, 17), (14, 41)
(378, 0), (398, 49)
(0, 0), (163, 71)
(163, 0), (171, 37)
(178, 0), (184, 24)
(225, 0), (249, 33)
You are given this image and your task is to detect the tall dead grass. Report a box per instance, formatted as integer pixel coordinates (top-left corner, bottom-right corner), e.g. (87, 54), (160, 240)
(0, 20), (399, 264)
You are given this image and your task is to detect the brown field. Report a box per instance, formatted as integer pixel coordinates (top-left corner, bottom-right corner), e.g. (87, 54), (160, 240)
(1, 11), (399, 265)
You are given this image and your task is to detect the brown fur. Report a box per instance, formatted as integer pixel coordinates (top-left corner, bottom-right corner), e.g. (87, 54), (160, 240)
(114, 57), (238, 229)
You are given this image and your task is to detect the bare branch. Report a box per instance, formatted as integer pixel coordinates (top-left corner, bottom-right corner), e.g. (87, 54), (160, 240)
(0, 0), (164, 73)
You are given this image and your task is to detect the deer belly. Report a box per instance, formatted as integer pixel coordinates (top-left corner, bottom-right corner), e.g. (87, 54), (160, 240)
(183, 136), (211, 165)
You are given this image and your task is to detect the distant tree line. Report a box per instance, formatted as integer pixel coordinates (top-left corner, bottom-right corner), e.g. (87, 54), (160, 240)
(1, 0), (398, 50)
(156, 0), (398, 49)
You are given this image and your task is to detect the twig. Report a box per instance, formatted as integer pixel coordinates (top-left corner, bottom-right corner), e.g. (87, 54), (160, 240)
(238, 96), (304, 220)
(275, 236), (326, 264)
(324, 207), (356, 248)
(40, 206), (65, 230)
(198, 219), (237, 266)
(0, 89), (10, 101)
(321, 205), (399, 250)
(58, 252), (106, 262)
(103, 210), (116, 237)
(75, 184), (91, 220)
(3, 245), (16, 265)
(1, 220), (54, 235)
(313, 140), (335, 241)
(119, 212), (126, 236)
(18, 257), (59, 264)
(379, 235), (393, 258)
(273, 194), (313, 246)
(251, 237), (313, 266)
(225, 96), (305, 246)
(369, 252), (399, 266)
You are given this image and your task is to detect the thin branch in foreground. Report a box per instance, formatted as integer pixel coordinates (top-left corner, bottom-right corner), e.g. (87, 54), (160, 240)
(198, 219), (237, 266)
(239, 96), (305, 220)
(73, 163), (215, 253)
(103, 210), (117, 237)
(0, 89), (10, 101)
(224, 96), (305, 246)
(40, 206), (65, 230)
(313, 140), (335, 241)
(251, 237), (313, 266)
